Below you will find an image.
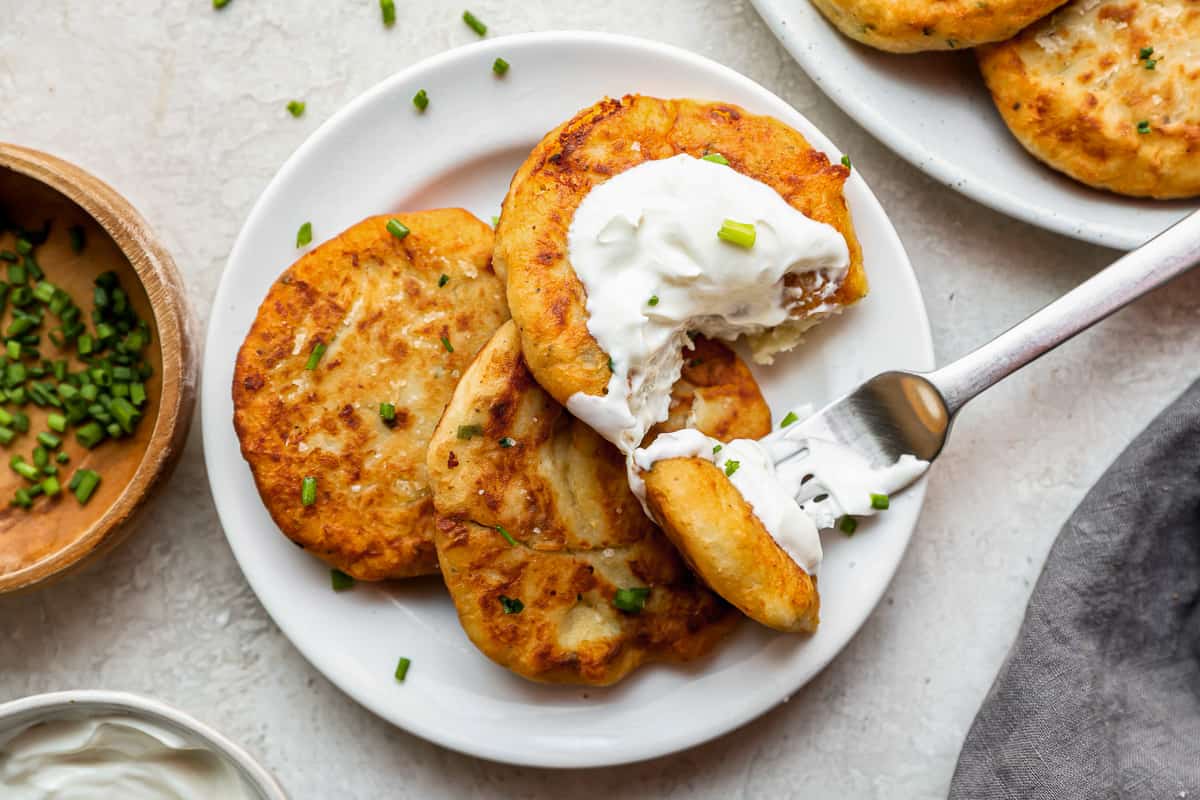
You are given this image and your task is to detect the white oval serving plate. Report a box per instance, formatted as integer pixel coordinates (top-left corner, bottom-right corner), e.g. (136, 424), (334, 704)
(202, 31), (934, 768)
(750, 0), (1195, 250)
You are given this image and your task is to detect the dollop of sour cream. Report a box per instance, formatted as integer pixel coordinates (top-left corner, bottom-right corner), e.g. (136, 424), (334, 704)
(632, 407), (929, 574)
(0, 715), (257, 799)
(566, 154), (851, 454)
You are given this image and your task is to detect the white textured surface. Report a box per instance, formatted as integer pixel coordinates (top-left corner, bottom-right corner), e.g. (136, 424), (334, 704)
(1, 2), (1197, 797)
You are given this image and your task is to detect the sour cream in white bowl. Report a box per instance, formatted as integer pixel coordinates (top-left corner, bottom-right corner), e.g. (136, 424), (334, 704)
(0, 691), (286, 800)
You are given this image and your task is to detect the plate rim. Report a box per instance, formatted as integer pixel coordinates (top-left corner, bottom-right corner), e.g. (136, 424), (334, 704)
(748, 0), (1160, 251)
(201, 29), (935, 768)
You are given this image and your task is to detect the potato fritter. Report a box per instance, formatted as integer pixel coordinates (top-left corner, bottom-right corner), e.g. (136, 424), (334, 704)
(641, 458), (820, 634)
(497, 95), (866, 416)
(426, 321), (771, 685)
(978, 0), (1200, 198)
(233, 210), (509, 580)
(809, 0), (1067, 52)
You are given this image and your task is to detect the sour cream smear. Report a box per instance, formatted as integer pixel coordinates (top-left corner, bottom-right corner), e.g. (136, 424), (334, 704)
(565, 154), (850, 453)
(632, 407), (929, 574)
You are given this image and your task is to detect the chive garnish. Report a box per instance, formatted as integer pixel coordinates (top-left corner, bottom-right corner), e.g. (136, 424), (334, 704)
(613, 587), (650, 614)
(379, 402), (397, 425)
(712, 444), (722, 454)
(495, 524), (517, 546)
(413, 89), (429, 111)
(499, 595), (523, 614)
(724, 460), (740, 477)
(457, 424), (483, 439)
(380, 0), (396, 26)
(440, 335), (454, 353)
(838, 515), (858, 535)
(331, 569), (355, 591)
(301, 476), (317, 506)
(438, 273), (449, 287)
(780, 411), (799, 428)
(68, 226), (86, 253)
(304, 341), (327, 370)
(701, 152), (729, 165)
(717, 219), (756, 249)
(41, 476), (61, 497)
(296, 221), (313, 248)
(462, 10), (487, 36)
(386, 218), (410, 239)
(37, 431), (61, 450)
(1139, 46), (1154, 59)
(1137, 120), (1151, 134)
(286, 100), (306, 118)
(870, 492), (890, 510)
(492, 57), (510, 75)
(491, 216), (500, 227)
(213, 0), (231, 8)
(498, 436), (516, 448)
(647, 295), (659, 306)
(608, 356), (615, 372)
(841, 154), (852, 170)
(394, 656), (411, 682)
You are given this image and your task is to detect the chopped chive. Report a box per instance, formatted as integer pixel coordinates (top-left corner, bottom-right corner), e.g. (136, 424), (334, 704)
(490, 216), (500, 227)
(5, 341), (18, 360)
(613, 587), (650, 614)
(492, 57), (510, 75)
(718, 219), (756, 249)
(647, 295), (659, 307)
(438, 273), (449, 287)
(413, 89), (429, 111)
(712, 444), (722, 454)
(213, 0), (231, 8)
(304, 341), (327, 370)
(73, 469), (100, 504)
(56, 451), (68, 464)
(68, 225), (86, 253)
(498, 436), (516, 448)
(724, 459), (740, 477)
(11, 489), (31, 508)
(386, 218), (410, 240)
(394, 656), (411, 682)
(15, 239), (31, 256)
(296, 221), (313, 248)
(701, 152), (730, 165)
(0, 251), (16, 263)
(11, 458), (39, 482)
(75, 422), (104, 449)
(12, 413), (29, 433)
(838, 515), (858, 535)
(1145, 59), (1157, 70)
(379, 402), (397, 425)
(301, 476), (317, 506)
(608, 356), (615, 372)
(841, 154), (852, 170)
(1137, 120), (1151, 134)
(0, 427), (13, 446)
(286, 100), (306, 118)
(331, 569), (355, 591)
(130, 382), (147, 407)
(495, 524), (516, 546)
(870, 493), (890, 510)
(380, 0), (396, 25)
(440, 335), (454, 353)
(499, 595), (523, 614)
(33, 281), (56, 303)
(462, 10), (487, 36)
(780, 411), (799, 428)
(1139, 46), (1154, 59)
(111, 398), (139, 434)
(41, 476), (61, 497)
(47, 413), (66, 433)
(456, 423), (483, 440)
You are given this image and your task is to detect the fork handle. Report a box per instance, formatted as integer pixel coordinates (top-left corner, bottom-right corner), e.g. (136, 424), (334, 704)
(929, 208), (1200, 416)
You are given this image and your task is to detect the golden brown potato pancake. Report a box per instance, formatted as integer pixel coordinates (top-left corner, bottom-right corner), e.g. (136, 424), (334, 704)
(496, 95), (866, 415)
(809, 0), (1067, 52)
(426, 321), (771, 685)
(978, 0), (1200, 198)
(233, 210), (508, 580)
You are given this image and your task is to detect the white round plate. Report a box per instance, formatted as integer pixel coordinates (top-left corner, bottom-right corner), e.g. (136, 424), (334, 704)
(750, 0), (1195, 250)
(202, 31), (933, 768)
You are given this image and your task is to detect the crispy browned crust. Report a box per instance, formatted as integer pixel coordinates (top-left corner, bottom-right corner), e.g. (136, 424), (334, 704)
(978, 0), (1200, 198)
(233, 210), (509, 580)
(426, 321), (771, 685)
(496, 95), (867, 407)
(642, 458), (820, 634)
(809, 0), (1067, 52)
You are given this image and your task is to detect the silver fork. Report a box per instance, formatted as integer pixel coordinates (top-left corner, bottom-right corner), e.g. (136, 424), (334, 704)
(792, 209), (1200, 483)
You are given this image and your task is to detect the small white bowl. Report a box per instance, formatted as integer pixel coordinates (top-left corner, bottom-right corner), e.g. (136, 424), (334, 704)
(0, 691), (287, 799)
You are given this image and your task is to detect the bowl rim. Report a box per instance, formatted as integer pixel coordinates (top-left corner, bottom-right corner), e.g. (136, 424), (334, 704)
(0, 690), (288, 799)
(0, 143), (197, 594)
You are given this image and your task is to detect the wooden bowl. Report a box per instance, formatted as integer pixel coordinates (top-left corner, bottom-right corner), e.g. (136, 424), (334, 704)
(0, 144), (195, 594)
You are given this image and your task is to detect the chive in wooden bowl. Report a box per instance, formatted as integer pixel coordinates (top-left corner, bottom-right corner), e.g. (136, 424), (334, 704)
(0, 144), (195, 594)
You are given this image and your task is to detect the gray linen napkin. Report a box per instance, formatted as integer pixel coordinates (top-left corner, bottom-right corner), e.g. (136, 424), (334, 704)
(949, 379), (1200, 799)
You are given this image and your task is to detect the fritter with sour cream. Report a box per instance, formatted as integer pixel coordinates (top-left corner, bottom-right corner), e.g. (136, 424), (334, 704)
(425, 321), (770, 685)
(233, 210), (509, 580)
